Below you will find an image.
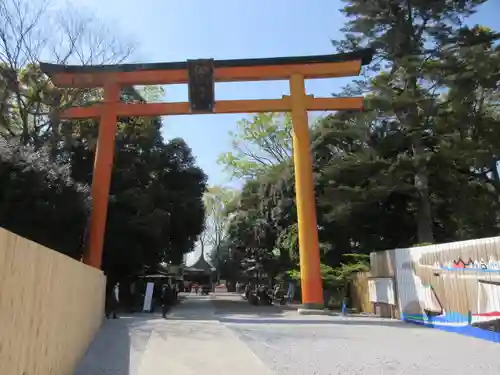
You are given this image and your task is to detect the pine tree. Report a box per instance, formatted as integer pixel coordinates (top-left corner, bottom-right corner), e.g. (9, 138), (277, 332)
(334, 0), (493, 243)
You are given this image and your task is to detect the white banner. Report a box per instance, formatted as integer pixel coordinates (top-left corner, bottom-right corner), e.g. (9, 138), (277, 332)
(368, 277), (395, 305)
(142, 282), (155, 312)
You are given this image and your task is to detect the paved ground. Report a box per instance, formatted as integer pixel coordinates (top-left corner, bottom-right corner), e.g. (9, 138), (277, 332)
(76, 293), (500, 375)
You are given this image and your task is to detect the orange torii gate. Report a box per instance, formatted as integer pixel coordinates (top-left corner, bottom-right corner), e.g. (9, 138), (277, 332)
(40, 48), (372, 309)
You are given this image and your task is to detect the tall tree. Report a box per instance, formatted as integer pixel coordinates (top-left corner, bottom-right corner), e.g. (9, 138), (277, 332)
(218, 112), (292, 179)
(200, 186), (237, 270)
(334, 0), (494, 243)
(71, 114), (207, 280)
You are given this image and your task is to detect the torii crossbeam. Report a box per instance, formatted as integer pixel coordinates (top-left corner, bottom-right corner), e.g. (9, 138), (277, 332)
(40, 48), (373, 309)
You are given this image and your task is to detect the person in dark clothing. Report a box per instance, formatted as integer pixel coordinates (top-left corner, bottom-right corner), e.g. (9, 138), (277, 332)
(257, 285), (272, 305)
(161, 284), (171, 319)
(172, 283), (179, 304)
(105, 281), (119, 319)
(244, 284), (251, 300)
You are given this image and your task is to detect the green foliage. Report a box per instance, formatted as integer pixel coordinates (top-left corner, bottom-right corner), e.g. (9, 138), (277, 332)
(70, 116), (207, 279)
(201, 186), (238, 268)
(218, 113), (292, 179)
(275, 223), (299, 263)
(333, 0), (500, 244)
(0, 139), (89, 259)
(412, 243), (434, 247)
(136, 86), (165, 102)
(285, 254), (369, 290)
(285, 269), (300, 281)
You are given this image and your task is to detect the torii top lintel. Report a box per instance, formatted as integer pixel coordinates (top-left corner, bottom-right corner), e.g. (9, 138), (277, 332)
(39, 48), (373, 88)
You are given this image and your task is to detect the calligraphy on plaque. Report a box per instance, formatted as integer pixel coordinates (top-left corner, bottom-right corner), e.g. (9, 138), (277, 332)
(187, 59), (215, 113)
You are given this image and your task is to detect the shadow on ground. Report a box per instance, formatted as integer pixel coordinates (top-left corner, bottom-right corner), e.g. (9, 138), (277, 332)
(167, 295), (422, 329)
(213, 298), (296, 315)
(75, 315), (158, 375)
(161, 295), (293, 322)
(217, 316), (424, 328)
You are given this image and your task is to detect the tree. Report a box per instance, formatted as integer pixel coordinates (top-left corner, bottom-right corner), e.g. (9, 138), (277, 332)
(0, 138), (89, 259)
(224, 164), (297, 279)
(333, 0), (498, 243)
(199, 186), (237, 272)
(71, 114), (208, 280)
(0, 0), (134, 261)
(310, 111), (418, 256)
(0, 0), (134, 146)
(218, 112), (292, 179)
(216, 108), (300, 279)
(286, 254), (369, 297)
(63, 90), (208, 281)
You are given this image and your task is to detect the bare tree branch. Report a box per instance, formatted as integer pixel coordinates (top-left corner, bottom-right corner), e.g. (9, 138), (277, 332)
(0, 0), (136, 145)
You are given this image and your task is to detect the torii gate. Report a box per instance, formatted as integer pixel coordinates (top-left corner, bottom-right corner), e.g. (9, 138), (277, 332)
(40, 48), (372, 309)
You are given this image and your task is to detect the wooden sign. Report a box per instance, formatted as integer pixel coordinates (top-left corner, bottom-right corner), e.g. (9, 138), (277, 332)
(187, 59), (215, 113)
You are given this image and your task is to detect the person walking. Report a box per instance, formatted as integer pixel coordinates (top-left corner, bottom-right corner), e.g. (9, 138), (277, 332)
(161, 283), (171, 319)
(286, 281), (296, 302)
(105, 281), (119, 319)
(244, 283), (251, 300)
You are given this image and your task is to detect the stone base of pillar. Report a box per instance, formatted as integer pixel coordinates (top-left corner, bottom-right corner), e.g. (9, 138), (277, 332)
(297, 305), (336, 316)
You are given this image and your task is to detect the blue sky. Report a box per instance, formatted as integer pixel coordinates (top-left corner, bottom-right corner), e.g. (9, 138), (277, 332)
(63, 0), (499, 191)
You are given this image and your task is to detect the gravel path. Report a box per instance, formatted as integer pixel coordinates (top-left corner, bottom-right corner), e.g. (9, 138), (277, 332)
(214, 295), (500, 375)
(76, 294), (500, 375)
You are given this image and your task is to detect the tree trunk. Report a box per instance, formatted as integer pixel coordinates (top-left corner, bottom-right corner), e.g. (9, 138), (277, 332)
(48, 93), (62, 156)
(414, 144), (434, 244)
(406, 62), (434, 244)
